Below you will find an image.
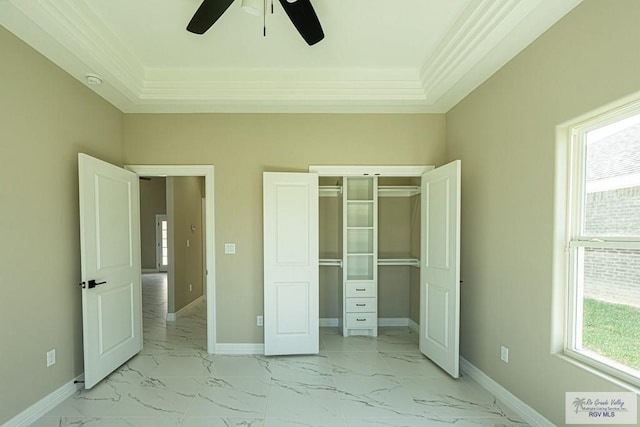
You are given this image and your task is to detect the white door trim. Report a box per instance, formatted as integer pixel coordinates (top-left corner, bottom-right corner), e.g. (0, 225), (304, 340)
(126, 164), (217, 354)
(309, 165), (434, 177)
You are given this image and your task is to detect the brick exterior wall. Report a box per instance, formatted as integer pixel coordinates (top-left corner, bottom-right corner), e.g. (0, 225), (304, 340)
(583, 186), (640, 307)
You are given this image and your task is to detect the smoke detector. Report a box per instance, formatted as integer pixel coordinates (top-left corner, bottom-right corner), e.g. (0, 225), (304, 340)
(85, 74), (103, 86)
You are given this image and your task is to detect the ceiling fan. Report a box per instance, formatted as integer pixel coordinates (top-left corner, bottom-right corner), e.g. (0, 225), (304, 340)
(186, 0), (324, 46)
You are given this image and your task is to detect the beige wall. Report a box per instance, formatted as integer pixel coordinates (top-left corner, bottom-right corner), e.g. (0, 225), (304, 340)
(319, 194), (342, 318)
(0, 27), (123, 424)
(171, 176), (205, 312)
(139, 177), (167, 270)
(378, 195), (415, 319)
(446, 1), (640, 425)
(123, 113), (446, 342)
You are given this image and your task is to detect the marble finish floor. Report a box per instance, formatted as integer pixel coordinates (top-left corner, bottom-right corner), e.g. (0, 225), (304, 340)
(35, 274), (527, 426)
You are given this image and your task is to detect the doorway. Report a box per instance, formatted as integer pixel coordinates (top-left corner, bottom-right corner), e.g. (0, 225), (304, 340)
(126, 164), (217, 354)
(156, 214), (168, 273)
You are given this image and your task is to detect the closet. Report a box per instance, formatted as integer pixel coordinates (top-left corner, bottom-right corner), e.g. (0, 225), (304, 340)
(318, 174), (422, 337)
(263, 162), (460, 377)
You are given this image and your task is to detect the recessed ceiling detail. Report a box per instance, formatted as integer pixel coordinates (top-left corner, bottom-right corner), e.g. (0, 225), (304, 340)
(0, 0), (582, 113)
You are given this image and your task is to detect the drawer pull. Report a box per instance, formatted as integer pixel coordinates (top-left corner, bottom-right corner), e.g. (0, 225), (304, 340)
(355, 288), (366, 291)
(356, 318), (366, 321)
(355, 304), (366, 307)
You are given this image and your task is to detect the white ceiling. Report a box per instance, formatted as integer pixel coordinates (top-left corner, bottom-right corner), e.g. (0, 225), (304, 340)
(0, 0), (582, 113)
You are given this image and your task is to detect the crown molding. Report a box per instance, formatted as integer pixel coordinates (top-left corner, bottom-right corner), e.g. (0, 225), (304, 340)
(420, 0), (538, 104)
(18, 0), (143, 97)
(140, 69), (425, 101)
(421, 0), (583, 110)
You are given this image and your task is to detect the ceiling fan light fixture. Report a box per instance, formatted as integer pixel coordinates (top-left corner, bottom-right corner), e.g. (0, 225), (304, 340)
(241, 0), (264, 16)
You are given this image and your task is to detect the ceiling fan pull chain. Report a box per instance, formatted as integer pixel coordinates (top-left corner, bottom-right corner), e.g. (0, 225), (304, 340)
(263, 0), (267, 36)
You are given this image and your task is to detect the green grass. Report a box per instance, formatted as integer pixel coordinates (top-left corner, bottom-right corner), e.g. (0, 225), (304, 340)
(583, 298), (640, 371)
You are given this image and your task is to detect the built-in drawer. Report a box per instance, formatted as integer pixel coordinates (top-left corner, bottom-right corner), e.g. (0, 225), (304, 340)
(346, 312), (376, 328)
(345, 297), (376, 312)
(345, 282), (376, 298)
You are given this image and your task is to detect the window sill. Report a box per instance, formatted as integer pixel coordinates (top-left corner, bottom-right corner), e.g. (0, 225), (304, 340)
(555, 352), (640, 394)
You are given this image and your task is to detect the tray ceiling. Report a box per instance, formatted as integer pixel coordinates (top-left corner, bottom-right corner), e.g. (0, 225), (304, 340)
(0, 0), (582, 113)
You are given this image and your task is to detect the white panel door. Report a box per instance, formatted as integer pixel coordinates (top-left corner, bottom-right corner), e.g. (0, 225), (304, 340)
(263, 172), (319, 356)
(79, 154), (142, 389)
(420, 160), (461, 378)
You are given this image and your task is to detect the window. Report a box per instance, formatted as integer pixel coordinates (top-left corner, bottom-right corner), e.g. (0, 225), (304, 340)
(564, 102), (640, 387)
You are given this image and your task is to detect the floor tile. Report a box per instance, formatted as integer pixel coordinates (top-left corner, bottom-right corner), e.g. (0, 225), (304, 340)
(208, 354), (272, 380)
(181, 418), (264, 426)
(328, 351), (393, 377)
(263, 417), (347, 426)
(265, 376), (342, 419)
(186, 377), (269, 418)
(334, 375), (423, 418)
(37, 273), (528, 426)
(105, 377), (199, 417)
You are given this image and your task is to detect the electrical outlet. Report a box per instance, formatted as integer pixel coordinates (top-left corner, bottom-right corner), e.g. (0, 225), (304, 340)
(46, 349), (56, 367)
(257, 315), (263, 327)
(500, 345), (509, 363)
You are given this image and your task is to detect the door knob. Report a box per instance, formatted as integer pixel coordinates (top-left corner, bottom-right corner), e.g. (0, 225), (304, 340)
(79, 279), (107, 289)
(88, 279), (107, 288)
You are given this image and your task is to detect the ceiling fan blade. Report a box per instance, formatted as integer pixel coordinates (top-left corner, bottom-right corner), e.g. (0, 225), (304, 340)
(187, 0), (235, 35)
(278, 0), (324, 46)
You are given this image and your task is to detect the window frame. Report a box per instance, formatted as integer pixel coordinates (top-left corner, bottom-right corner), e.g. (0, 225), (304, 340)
(562, 99), (640, 389)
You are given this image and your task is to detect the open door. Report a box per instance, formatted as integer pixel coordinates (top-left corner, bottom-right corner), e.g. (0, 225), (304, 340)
(420, 160), (461, 378)
(263, 172), (319, 356)
(78, 154), (142, 389)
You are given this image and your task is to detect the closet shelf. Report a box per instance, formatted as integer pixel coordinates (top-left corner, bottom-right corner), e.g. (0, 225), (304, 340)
(320, 258), (343, 267)
(319, 186), (342, 197)
(378, 258), (420, 267)
(320, 258), (420, 267)
(319, 185), (421, 198)
(378, 186), (421, 197)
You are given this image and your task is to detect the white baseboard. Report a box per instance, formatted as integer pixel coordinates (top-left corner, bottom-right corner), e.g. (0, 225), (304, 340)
(3, 374), (83, 427)
(177, 295), (204, 317)
(408, 318), (419, 333)
(378, 317), (410, 327)
(215, 343), (265, 355)
(460, 357), (554, 427)
(320, 318), (338, 327)
(166, 296), (204, 322)
(141, 268), (159, 273)
(320, 317), (416, 328)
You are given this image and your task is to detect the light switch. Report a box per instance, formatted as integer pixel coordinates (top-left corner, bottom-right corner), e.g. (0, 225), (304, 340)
(186, 239), (190, 247)
(224, 243), (236, 254)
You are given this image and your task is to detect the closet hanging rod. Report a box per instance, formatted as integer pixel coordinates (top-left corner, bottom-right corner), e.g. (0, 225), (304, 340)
(319, 185), (421, 197)
(319, 186), (342, 197)
(377, 186), (421, 197)
(320, 258), (343, 267)
(377, 258), (420, 267)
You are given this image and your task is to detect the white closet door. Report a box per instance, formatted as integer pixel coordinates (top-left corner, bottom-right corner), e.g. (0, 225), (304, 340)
(420, 160), (461, 378)
(263, 172), (319, 355)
